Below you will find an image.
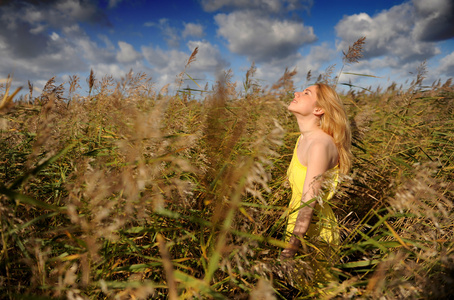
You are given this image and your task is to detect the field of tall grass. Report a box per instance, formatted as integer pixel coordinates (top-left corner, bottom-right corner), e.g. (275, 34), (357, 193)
(0, 46), (453, 299)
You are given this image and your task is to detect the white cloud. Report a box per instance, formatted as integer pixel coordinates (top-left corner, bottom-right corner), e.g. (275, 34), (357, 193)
(186, 40), (229, 72)
(301, 43), (338, 72)
(294, 44), (338, 83)
(145, 20), (205, 47)
(437, 51), (454, 77)
(116, 41), (143, 63)
(62, 24), (115, 64)
(253, 53), (300, 87)
(157, 18), (180, 47)
(142, 46), (185, 71)
(0, 36), (86, 82)
(50, 32), (60, 41)
(333, 0), (454, 88)
(0, 0), (110, 29)
(91, 63), (126, 81)
(98, 34), (116, 51)
(335, 2), (440, 66)
(142, 46), (189, 88)
(250, 43), (336, 89)
(54, 0), (109, 25)
(182, 23), (204, 39)
(412, 0), (454, 42)
(141, 40), (228, 90)
(0, 0), (113, 88)
(30, 24), (47, 34)
(215, 10), (316, 62)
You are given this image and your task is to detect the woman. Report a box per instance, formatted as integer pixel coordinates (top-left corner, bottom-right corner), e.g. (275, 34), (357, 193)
(281, 83), (351, 263)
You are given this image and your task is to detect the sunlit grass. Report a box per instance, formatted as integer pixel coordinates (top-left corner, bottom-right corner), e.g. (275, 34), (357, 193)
(0, 49), (453, 299)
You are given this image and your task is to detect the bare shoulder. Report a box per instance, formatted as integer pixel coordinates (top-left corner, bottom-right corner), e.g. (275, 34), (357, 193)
(308, 131), (336, 149)
(307, 132), (338, 167)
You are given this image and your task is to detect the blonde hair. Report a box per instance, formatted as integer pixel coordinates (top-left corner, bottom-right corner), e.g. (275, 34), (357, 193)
(315, 83), (352, 174)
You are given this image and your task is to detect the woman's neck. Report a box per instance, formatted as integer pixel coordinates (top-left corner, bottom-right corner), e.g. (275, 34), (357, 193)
(296, 117), (321, 137)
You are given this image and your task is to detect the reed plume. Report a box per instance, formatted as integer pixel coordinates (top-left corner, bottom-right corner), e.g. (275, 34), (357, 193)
(343, 36), (366, 64)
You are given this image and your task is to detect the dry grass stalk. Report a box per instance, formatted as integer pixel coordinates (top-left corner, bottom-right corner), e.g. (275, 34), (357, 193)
(186, 46), (198, 67)
(157, 234), (177, 300)
(0, 86), (21, 111)
(176, 47), (199, 89)
(271, 67), (297, 93)
(87, 69), (95, 96)
(318, 64), (336, 85)
(306, 70), (312, 83)
(0, 75), (22, 112)
(68, 75), (80, 96)
(28, 80), (33, 102)
(343, 36), (366, 64)
(244, 62), (259, 96)
(413, 59), (428, 89)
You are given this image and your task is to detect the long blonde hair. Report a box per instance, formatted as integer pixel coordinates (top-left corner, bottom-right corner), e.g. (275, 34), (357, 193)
(315, 83), (352, 174)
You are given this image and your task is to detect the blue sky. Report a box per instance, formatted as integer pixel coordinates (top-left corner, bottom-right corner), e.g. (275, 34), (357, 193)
(1, 0), (454, 96)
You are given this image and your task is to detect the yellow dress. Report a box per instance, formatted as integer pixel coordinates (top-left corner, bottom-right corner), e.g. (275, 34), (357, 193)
(286, 135), (340, 285)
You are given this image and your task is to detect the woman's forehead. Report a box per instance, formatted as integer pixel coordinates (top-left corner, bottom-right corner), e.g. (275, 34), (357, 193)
(299, 85), (317, 94)
(295, 85), (318, 94)
(307, 85), (318, 92)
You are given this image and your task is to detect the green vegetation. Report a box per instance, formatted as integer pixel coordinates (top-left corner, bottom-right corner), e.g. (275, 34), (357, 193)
(0, 48), (453, 299)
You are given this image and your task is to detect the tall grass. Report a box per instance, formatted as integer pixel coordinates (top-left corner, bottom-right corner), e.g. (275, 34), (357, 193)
(0, 50), (453, 299)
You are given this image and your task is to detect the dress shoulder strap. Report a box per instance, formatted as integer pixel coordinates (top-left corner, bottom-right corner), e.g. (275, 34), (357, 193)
(293, 135), (301, 153)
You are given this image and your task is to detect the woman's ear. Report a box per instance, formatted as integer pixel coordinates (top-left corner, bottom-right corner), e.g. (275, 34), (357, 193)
(313, 107), (324, 116)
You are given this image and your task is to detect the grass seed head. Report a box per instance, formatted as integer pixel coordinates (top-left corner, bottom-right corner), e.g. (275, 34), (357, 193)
(342, 36), (366, 64)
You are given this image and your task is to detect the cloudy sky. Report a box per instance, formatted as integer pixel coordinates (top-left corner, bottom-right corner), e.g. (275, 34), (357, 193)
(1, 0), (454, 96)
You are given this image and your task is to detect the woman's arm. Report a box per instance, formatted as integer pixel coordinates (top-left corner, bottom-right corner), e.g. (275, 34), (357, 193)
(281, 140), (332, 258)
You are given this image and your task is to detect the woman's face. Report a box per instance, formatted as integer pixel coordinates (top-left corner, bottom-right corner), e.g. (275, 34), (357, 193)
(288, 85), (318, 116)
